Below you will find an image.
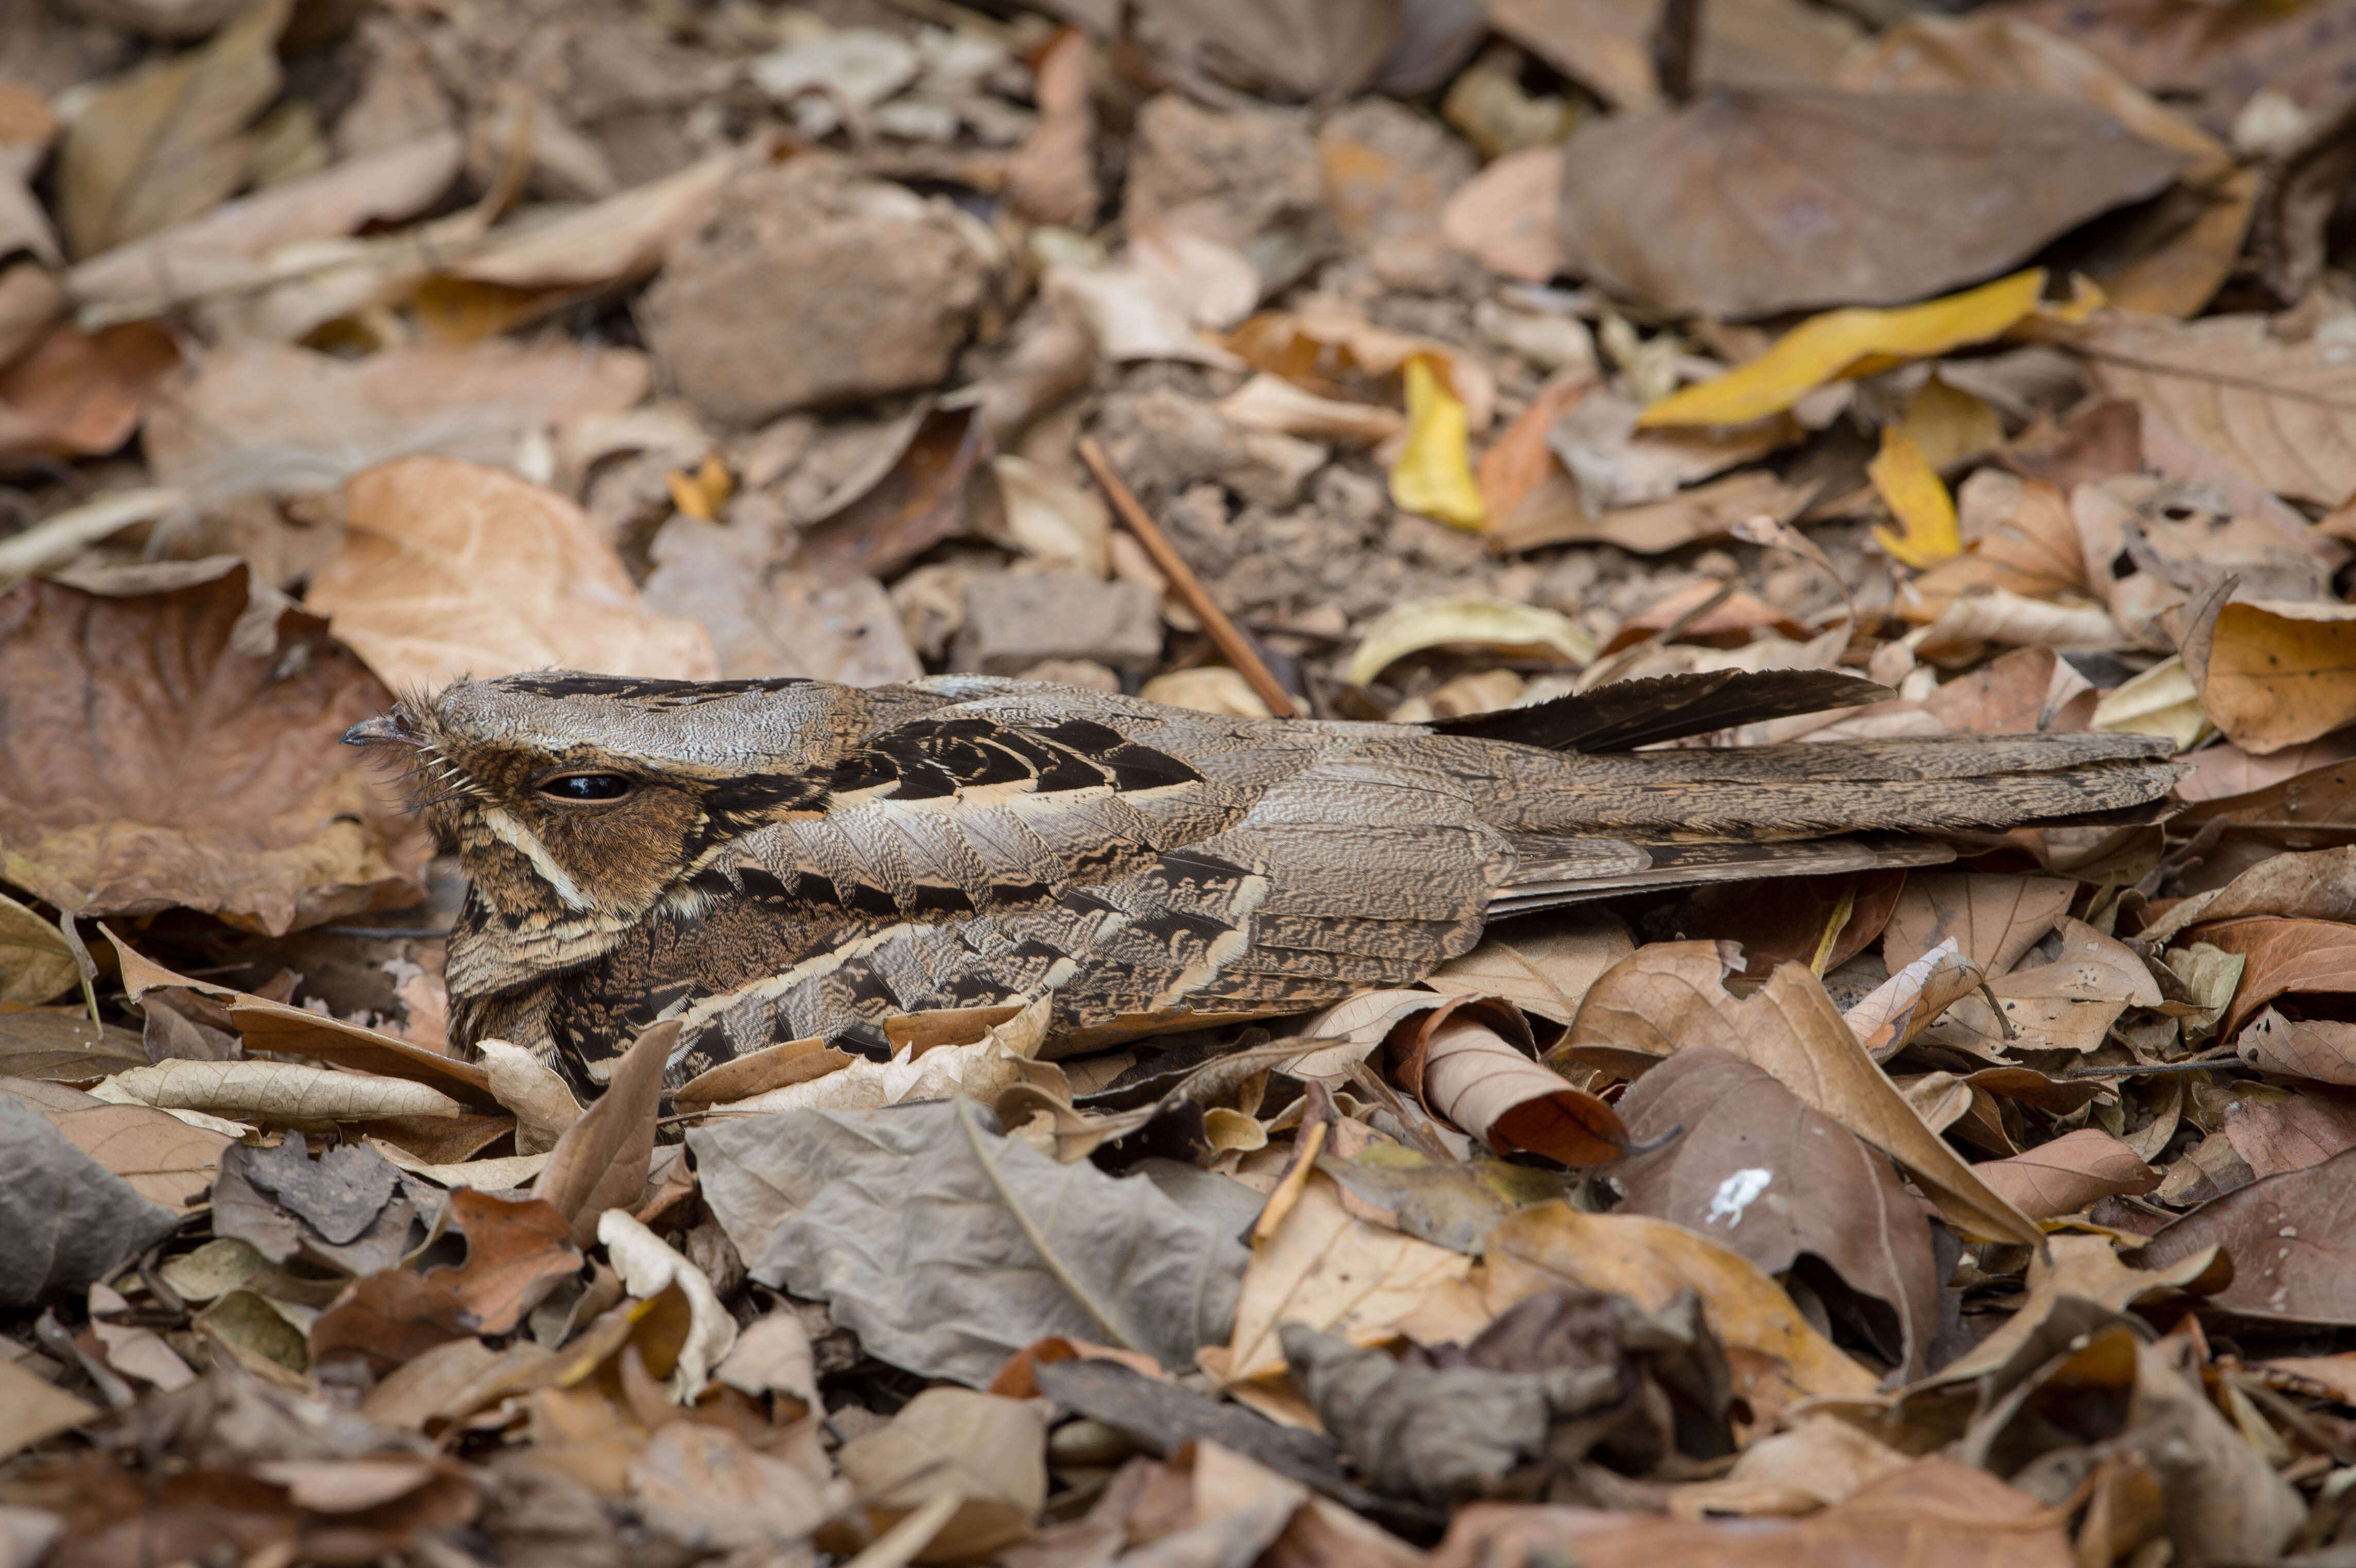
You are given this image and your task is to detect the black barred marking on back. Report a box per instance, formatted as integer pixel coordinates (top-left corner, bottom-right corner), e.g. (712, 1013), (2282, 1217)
(818, 716), (1202, 805)
(701, 771), (832, 818)
(499, 674), (812, 703)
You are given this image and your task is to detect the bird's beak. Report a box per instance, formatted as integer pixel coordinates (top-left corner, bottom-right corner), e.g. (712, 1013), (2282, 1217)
(343, 713), (414, 747)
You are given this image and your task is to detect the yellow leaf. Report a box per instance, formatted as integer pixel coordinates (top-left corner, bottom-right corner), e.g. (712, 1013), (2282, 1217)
(1868, 425), (1961, 568)
(1900, 376), (2003, 471)
(1389, 355), (1487, 529)
(1639, 269), (2046, 428)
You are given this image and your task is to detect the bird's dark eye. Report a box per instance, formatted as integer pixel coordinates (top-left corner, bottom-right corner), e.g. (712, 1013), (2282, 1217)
(540, 774), (632, 802)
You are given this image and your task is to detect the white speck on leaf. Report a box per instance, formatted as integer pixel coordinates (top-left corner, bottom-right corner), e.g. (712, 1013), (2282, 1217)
(1706, 1167), (1773, 1229)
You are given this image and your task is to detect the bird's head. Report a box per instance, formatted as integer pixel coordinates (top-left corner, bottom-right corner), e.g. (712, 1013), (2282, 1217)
(343, 672), (852, 936)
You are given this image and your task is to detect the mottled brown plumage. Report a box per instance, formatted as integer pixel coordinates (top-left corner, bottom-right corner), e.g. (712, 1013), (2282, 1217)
(346, 669), (2182, 1097)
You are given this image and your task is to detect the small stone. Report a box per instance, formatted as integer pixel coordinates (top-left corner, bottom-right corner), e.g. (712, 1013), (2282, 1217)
(646, 159), (991, 424)
(952, 571), (1163, 676)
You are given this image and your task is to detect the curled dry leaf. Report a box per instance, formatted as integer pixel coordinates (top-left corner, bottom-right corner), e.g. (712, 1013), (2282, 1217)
(785, 404), (987, 584)
(312, 456), (716, 693)
(1215, 372), (1404, 445)
(66, 131), (465, 319)
(599, 1210), (735, 1400)
(1346, 595), (1596, 686)
(107, 932), (497, 1108)
(473, 1040), (581, 1157)
(2142, 845), (2356, 942)
(0, 560), (427, 934)
(1614, 1047), (1944, 1376)
(1970, 1127), (2159, 1219)
(1847, 937), (1982, 1056)
(96, 1059), (463, 1123)
(1414, 1013), (1627, 1165)
(1556, 89), (2182, 317)
(1227, 303), (1497, 432)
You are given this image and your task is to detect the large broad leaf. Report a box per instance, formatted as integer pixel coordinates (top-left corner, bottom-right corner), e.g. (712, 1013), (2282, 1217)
(2087, 314), (2356, 505)
(1556, 88), (2183, 316)
(0, 559), (426, 934)
(691, 1099), (1251, 1386)
(0, 1096), (179, 1306)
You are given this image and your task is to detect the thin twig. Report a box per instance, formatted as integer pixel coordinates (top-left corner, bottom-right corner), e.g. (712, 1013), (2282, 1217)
(1650, 0), (1706, 103)
(2062, 1056), (2238, 1079)
(1077, 437), (1300, 719)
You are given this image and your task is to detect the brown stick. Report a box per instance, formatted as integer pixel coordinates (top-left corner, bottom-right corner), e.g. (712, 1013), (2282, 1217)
(1077, 436), (1300, 719)
(1651, 0), (1704, 103)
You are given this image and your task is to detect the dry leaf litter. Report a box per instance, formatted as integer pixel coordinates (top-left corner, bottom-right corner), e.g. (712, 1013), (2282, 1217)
(13, 0), (2356, 1563)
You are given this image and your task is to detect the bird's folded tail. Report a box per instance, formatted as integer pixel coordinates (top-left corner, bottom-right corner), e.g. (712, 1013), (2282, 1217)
(1489, 730), (2182, 911)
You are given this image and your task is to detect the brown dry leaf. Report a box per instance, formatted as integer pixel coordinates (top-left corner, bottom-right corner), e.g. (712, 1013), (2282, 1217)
(0, 1014), (148, 1083)
(66, 131), (464, 319)
(536, 1021), (673, 1248)
(786, 404), (986, 584)
(107, 932), (497, 1109)
(1227, 303), (1497, 432)
(0, 1355), (98, 1462)
(2176, 735), (2356, 802)
(2239, 1010), (2356, 1087)
(309, 1189), (583, 1374)
(1921, 918), (2161, 1057)
(1492, 463), (1814, 556)
(1901, 473), (2088, 623)
(1434, 1457), (2070, 1568)
(141, 336), (647, 492)
(1440, 1200), (1880, 1421)
(2222, 1088), (2356, 1178)
(0, 562), (424, 935)
(1847, 938), (1983, 1056)
(55, 0), (289, 259)
(1414, 1013), (1628, 1165)
(1004, 29), (1097, 228)
(312, 455), (716, 692)
(1733, 967), (2044, 1247)
(1211, 1169), (1471, 1389)
(1420, 913), (1633, 1025)
(1440, 145), (1564, 283)
(1488, 0), (1859, 110)
(473, 1040), (582, 1156)
(445, 148), (744, 294)
(1672, 869), (1904, 979)
(1883, 872), (2076, 976)
(2143, 846), (2356, 942)
(1662, 1414), (1914, 1519)
(1970, 1127), (2159, 1219)
(1615, 1047), (1943, 1376)
(1836, 15), (2247, 317)
(0, 891), (77, 1005)
(43, 1102), (229, 1211)
(0, 320), (179, 459)
(2201, 917), (2356, 1042)
(2180, 596), (2356, 756)
(835, 1387), (1042, 1559)
(1556, 89), (2182, 316)
(1214, 373), (1404, 445)
(1568, 952), (2041, 1243)
(1556, 939), (1747, 1077)
(2141, 1145), (2356, 1323)
(2086, 315), (2356, 506)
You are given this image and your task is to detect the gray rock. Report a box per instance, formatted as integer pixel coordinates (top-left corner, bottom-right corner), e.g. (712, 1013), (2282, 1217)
(951, 571), (1162, 677)
(645, 159), (991, 424)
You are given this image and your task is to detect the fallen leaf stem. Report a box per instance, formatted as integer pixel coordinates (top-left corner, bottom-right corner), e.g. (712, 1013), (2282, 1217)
(1077, 436), (1300, 719)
